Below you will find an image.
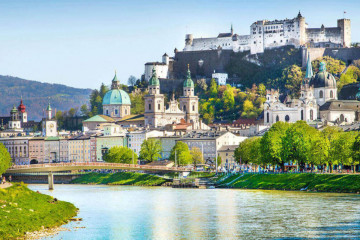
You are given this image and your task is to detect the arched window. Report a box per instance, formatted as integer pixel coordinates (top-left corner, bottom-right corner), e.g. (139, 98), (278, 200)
(285, 115), (290, 122)
(319, 90), (323, 98)
(192, 105), (195, 111)
(301, 110), (304, 120)
(276, 115), (279, 122)
(158, 104), (161, 110)
(183, 105), (186, 112)
(125, 109), (127, 115)
(310, 110), (314, 120)
(149, 104), (151, 110)
(115, 109), (118, 115)
(266, 112), (269, 123)
(330, 90), (334, 98)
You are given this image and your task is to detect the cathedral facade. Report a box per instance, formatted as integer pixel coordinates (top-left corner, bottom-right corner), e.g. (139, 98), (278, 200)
(144, 67), (200, 128)
(265, 55), (360, 126)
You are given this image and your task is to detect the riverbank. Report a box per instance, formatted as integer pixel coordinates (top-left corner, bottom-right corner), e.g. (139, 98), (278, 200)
(71, 172), (168, 186)
(217, 173), (360, 193)
(0, 183), (77, 239)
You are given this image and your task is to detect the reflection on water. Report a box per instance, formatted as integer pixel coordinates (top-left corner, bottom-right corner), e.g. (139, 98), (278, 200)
(28, 185), (360, 239)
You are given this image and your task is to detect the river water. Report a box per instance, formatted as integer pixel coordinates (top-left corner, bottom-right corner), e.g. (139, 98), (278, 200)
(28, 184), (360, 239)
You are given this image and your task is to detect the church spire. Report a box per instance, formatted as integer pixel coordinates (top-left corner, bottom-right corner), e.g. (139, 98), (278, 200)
(231, 23), (233, 34)
(305, 53), (313, 79)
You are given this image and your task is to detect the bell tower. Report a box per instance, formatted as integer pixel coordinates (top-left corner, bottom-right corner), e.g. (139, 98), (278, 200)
(179, 65), (199, 126)
(144, 68), (164, 127)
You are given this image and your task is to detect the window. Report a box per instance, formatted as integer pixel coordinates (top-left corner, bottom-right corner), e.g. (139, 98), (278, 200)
(183, 105), (186, 112)
(310, 110), (314, 120)
(340, 114), (345, 122)
(149, 104), (151, 110)
(266, 112), (269, 123)
(301, 110), (304, 120)
(192, 105), (195, 111)
(330, 90), (334, 98)
(158, 104), (161, 110)
(115, 109), (118, 115)
(319, 90), (323, 98)
(285, 115), (290, 122)
(276, 115), (279, 122)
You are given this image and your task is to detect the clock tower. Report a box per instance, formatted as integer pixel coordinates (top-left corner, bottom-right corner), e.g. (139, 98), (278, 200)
(42, 102), (58, 137)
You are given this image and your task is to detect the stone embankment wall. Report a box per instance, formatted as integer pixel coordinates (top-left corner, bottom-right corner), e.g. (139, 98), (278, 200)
(302, 47), (360, 67)
(5, 174), (79, 184)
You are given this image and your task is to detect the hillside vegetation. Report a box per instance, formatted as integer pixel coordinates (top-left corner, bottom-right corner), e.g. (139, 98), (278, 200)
(0, 75), (92, 120)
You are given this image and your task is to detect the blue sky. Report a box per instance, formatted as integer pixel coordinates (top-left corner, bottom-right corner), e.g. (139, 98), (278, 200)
(0, 0), (359, 89)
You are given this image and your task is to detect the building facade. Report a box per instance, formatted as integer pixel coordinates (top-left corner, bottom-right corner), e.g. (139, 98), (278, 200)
(144, 67), (200, 128)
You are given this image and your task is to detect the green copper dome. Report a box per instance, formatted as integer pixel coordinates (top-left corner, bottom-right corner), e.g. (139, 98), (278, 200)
(309, 62), (337, 88)
(46, 103), (52, 111)
(10, 105), (17, 114)
(102, 89), (131, 105)
(183, 65), (194, 88)
(149, 68), (160, 86)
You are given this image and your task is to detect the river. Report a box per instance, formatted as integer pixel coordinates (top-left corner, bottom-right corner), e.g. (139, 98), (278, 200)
(28, 184), (360, 239)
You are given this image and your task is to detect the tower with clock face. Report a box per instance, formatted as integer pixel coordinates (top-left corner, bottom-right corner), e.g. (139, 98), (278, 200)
(42, 103), (58, 137)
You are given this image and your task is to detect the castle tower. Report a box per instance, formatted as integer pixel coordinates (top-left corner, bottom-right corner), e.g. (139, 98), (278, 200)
(144, 68), (164, 127)
(337, 19), (351, 48)
(162, 53), (169, 65)
(179, 65), (199, 126)
(297, 11), (306, 46)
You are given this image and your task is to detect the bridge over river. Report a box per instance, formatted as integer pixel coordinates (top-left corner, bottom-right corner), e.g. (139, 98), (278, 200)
(6, 162), (190, 189)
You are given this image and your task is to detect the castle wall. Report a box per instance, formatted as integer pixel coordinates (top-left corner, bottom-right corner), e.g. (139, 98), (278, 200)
(173, 49), (233, 79)
(302, 47), (360, 67)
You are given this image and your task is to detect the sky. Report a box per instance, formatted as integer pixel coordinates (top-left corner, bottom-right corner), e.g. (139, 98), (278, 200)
(0, 0), (359, 89)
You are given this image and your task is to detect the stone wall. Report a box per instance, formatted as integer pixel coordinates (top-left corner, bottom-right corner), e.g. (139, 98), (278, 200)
(172, 49), (233, 79)
(302, 47), (360, 67)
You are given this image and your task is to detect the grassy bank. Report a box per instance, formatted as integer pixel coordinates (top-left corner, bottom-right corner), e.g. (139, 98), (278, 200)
(218, 173), (360, 193)
(0, 183), (77, 239)
(71, 172), (168, 186)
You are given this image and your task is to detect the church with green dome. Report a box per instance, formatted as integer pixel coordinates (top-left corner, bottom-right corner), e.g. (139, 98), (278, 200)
(102, 72), (131, 119)
(144, 65), (201, 128)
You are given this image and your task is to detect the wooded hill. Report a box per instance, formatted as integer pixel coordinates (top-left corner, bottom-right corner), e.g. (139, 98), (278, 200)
(0, 75), (92, 121)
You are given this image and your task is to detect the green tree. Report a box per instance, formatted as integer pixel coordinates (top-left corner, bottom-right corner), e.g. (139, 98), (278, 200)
(332, 132), (356, 171)
(223, 85), (235, 112)
(308, 132), (329, 172)
(190, 147), (204, 168)
(68, 108), (77, 117)
(80, 104), (90, 117)
(99, 83), (109, 98)
(338, 66), (360, 90)
(209, 78), (218, 98)
(321, 126), (342, 172)
(312, 56), (346, 76)
(139, 139), (162, 162)
(351, 133), (360, 173)
(283, 65), (303, 97)
(128, 75), (137, 86)
(260, 121), (291, 171)
(130, 92), (145, 114)
(234, 137), (262, 165)
(55, 110), (64, 129)
(169, 141), (192, 166)
(91, 106), (98, 117)
(258, 83), (266, 96)
(104, 146), (138, 164)
(0, 143), (11, 174)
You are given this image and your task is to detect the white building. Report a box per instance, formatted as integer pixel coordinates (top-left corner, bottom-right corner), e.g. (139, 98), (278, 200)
(144, 53), (173, 81)
(212, 72), (228, 86)
(127, 130), (164, 154)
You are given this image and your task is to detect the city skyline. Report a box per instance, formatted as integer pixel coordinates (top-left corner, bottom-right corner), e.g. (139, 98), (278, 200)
(0, 0), (359, 89)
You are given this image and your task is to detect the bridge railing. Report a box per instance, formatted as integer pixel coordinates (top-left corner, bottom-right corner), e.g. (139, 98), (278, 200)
(9, 162), (189, 172)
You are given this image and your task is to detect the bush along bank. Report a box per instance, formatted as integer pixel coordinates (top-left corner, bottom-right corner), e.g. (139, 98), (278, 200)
(0, 183), (77, 239)
(217, 173), (360, 193)
(71, 172), (168, 186)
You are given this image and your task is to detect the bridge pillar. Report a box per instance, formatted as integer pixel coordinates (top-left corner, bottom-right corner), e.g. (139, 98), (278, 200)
(48, 172), (54, 190)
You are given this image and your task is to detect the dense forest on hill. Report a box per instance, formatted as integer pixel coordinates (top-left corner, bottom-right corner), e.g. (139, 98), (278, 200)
(0, 75), (92, 121)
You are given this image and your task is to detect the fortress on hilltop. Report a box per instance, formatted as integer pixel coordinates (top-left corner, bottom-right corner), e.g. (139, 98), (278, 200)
(183, 12), (351, 54)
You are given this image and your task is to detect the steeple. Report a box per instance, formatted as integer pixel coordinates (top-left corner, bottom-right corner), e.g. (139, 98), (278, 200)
(46, 102), (52, 120)
(183, 64), (194, 88)
(305, 54), (313, 79)
(231, 24), (233, 34)
(297, 11), (302, 18)
(149, 68), (160, 86)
